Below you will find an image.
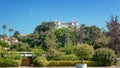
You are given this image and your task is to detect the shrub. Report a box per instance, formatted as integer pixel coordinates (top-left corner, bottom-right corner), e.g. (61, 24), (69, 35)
(32, 47), (44, 57)
(56, 54), (78, 60)
(33, 56), (48, 67)
(0, 58), (21, 67)
(93, 48), (116, 66)
(0, 40), (9, 47)
(48, 60), (98, 66)
(11, 60), (21, 67)
(46, 48), (59, 60)
(0, 50), (22, 67)
(117, 61), (120, 67)
(0, 46), (7, 58)
(74, 44), (94, 63)
(6, 51), (22, 60)
(64, 43), (74, 54)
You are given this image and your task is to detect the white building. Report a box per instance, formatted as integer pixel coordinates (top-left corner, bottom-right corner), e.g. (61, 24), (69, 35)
(53, 20), (78, 29)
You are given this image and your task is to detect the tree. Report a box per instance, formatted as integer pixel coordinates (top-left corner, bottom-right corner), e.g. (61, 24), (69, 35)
(73, 25), (78, 45)
(106, 16), (120, 56)
(64, 43), (74, 54)
(78, 24), (86, 43)
(45, 31), (57, 49)
(13, 31), (20, 38)
(6, 50), (22, 60)
(78, 24), (108, 49)
(9, 28), (14, 36)
(55, 28), (75, 47)
(34, 22), (55, 33)
(10, 42), (30, 51)
(2, 24), (7, 34)
(46, 47), (57, 60)
(94, 36), (109, 49)
(74, 44), (94, 64)
(32, 47), (44, 57)
(22, 22), (56, 49)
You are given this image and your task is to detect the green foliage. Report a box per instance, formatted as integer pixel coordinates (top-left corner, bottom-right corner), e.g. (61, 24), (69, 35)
(106, 16), (120, 55)
(6, 51), (22, 60)
(74, 44), (94, 63)
(32, 47), (44, 57)
(0, 49), (22, 67)
(93, 48), (116, 66)
(64, 43), (74, 54)
(0, 40), (9, 47)
(0, 58), (21, 67)
(48, 60), (98, 66)
(2, 24), (7, 34)
(94, 36), (109, 49)
(117, 61), (120, 67)
(0, 46), (7, 58)
(78, 24), (108, 49)
(0, 50), (22, 67)
(33, 56), (48, 67)
(13, 31), (20, 39)
(10, 42), (30, 51)
(46, 47), (57, 60)
(44, 31), (58, 49)
(56, 54), (78, 60)
(34, 22), (55, 33)
(55, 28), (75, 47)
(21, 22), (57, 49)
(9, 28), (14, 36)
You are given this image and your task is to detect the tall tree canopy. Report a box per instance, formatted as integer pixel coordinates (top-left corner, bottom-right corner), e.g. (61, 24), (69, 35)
(2, 24), (7, 34)
(106, 16), (120, 56)
(9, 28), (14, 36)
(78, 24), (109, 49)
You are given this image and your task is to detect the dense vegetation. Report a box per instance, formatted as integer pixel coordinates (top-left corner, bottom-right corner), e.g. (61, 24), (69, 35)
(0, 16), (120, 67)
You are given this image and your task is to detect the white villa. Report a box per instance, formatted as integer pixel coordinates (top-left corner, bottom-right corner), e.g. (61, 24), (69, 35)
(53, 20), (78, 29)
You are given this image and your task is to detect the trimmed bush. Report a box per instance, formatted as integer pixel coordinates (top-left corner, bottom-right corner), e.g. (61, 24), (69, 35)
(56, 54), (78, 60)
(74, 44), (94, 63)
(48, 60), (98, 66)
(93, 48), (116, 66)
(11, 60), (21, 67)
(33, 56), (48, 67)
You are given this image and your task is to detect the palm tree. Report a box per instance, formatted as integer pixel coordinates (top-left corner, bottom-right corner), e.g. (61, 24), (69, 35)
(2, 24), (7, 34)
(9, 28), (14, 36)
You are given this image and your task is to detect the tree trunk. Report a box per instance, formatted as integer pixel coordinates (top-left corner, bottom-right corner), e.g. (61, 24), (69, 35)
(81, 58), (84, 64)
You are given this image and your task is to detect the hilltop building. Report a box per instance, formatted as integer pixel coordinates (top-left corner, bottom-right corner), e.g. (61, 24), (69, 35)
(0, 35), (18, 45)
(53, 20), (78, 29)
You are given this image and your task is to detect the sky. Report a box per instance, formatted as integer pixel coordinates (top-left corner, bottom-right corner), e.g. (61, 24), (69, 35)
(0, 0), (120, 35)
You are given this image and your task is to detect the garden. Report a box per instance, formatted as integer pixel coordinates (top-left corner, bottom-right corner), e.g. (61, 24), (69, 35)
(0, 16), (120, 67)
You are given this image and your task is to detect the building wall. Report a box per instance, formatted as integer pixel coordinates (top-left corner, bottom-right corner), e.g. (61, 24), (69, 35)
(54, 20), (78, 29)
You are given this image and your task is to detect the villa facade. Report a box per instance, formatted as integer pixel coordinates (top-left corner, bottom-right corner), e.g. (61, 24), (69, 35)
(53, 20), (78, 29)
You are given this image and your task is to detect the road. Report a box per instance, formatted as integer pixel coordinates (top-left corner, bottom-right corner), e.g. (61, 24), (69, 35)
(1, 66), (119, 68)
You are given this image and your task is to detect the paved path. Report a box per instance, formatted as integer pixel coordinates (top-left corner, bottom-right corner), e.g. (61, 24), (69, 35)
(0, 66), (119, 68)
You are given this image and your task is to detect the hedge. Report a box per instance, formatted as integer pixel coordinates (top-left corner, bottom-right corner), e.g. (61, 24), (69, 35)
(0, 58), (21, 67)
(33, 56), (49, 67)
(55, 54), (78, 60)
(48, 60), (98, 66)
(33, 60), (99, 67)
